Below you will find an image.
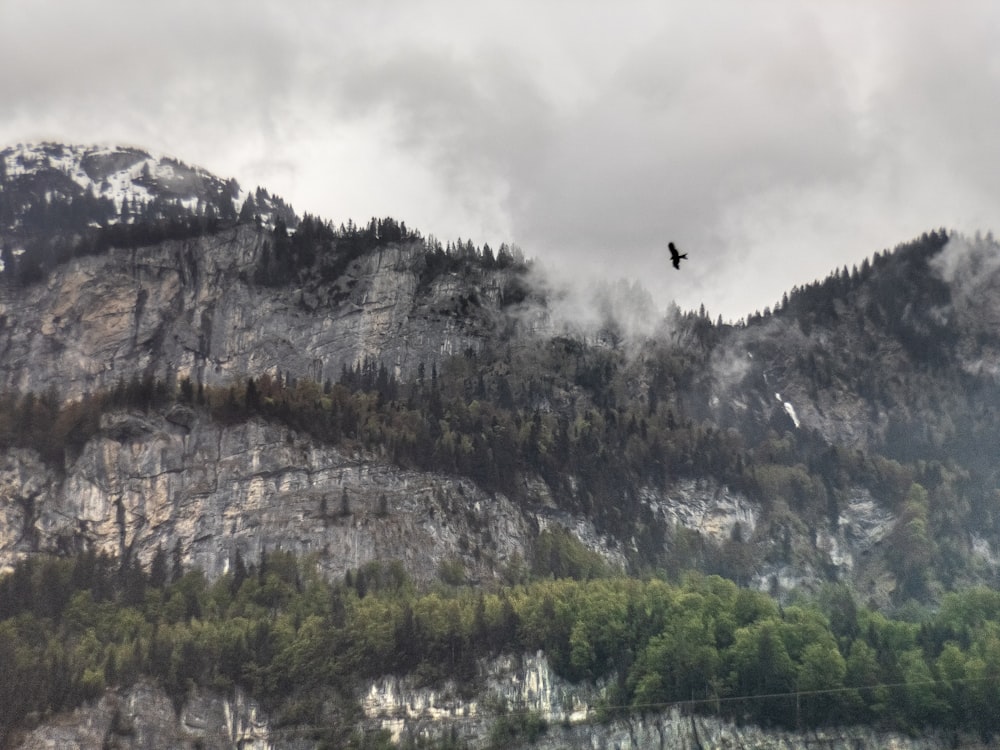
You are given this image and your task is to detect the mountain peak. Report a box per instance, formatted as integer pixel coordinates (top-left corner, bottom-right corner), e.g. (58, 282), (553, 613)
(2, 142), (226, 210)
(0, 141), (297, 247)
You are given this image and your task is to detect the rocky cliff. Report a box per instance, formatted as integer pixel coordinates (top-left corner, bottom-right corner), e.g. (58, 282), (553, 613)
(0, 224), (517, 399)
(0, 409), (532, 583)
(14, 682), (278, 750)
(14, 657), (991, 750)
(359, 652), (990, 750)
(2, 407), (819, 587)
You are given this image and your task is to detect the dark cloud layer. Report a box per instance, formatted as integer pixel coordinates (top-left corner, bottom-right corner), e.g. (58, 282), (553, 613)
(3, 1), (999, 320)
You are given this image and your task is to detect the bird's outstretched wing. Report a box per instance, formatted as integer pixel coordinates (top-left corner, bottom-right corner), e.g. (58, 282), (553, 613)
(668, 242), (687, 270)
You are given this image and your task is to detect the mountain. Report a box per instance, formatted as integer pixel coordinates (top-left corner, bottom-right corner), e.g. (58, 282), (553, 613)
(3, 143), (1000, 748)
(0, 142), (244, 219)
(0, 142), (296, 283)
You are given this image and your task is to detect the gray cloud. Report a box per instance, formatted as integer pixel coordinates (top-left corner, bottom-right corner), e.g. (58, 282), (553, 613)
(2, 1), (999, 321)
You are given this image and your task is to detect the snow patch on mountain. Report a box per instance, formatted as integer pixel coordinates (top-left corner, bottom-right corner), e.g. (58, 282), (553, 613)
(775, 392), (800, 428)
(1, 141), (237, 214)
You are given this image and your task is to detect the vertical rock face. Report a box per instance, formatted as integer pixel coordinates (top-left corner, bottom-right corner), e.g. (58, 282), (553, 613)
(0, 401), (896, 592)
(0, 411), (537, 582)
(15, 682), (278, 750)
(643, 479), (759, 544)
(0, 226), (514, 399)
(363, 652), (601, 730)
(359, 653), (982, 750)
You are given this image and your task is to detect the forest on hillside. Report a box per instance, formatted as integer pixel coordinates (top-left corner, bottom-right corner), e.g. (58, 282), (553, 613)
(2, 229), (999, 606)
(5, 155), (1000, 744)
(2, 194), (998, 588)
(4, 547), (1000, 749)
(1, 304), (990, 607)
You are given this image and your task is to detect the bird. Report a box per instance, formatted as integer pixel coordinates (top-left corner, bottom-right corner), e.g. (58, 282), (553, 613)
(668, 242), (687, 270)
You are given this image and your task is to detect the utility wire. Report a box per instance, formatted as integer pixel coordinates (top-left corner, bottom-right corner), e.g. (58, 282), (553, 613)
(618, 672), (1000, 714)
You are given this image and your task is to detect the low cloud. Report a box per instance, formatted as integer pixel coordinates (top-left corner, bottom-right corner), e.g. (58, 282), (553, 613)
(3, 2), (1000, 323)
(929, 233), (1000, 335)
(930, 234), (1000, 290)
(518, 262), (665, 349)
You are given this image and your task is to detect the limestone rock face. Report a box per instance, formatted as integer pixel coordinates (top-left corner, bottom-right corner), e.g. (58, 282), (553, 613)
(359, 653), (984, 750)
(0, 402), (904, 594)
(0, 411), (536, 583)
(0, 226), (510, 399)
(15, 682), (278, 750)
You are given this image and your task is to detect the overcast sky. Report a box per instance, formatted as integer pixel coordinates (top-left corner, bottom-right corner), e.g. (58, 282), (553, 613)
(2, 0), (999, 321)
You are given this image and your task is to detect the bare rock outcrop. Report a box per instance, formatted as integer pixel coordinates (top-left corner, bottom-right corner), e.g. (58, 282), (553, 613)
(0, 226), (512, 400)
(0, 411), (536, 583)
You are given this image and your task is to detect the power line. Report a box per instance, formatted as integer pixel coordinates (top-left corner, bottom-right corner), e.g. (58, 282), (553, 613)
(618, 672), (1000, 714)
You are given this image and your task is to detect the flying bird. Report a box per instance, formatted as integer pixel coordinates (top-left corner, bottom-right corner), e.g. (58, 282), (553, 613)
(668, 242), (687, 270)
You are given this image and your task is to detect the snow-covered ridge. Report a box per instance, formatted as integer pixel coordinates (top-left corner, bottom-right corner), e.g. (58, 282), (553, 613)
(0, 141), (302, 241)
(0, 141), (239, 213)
